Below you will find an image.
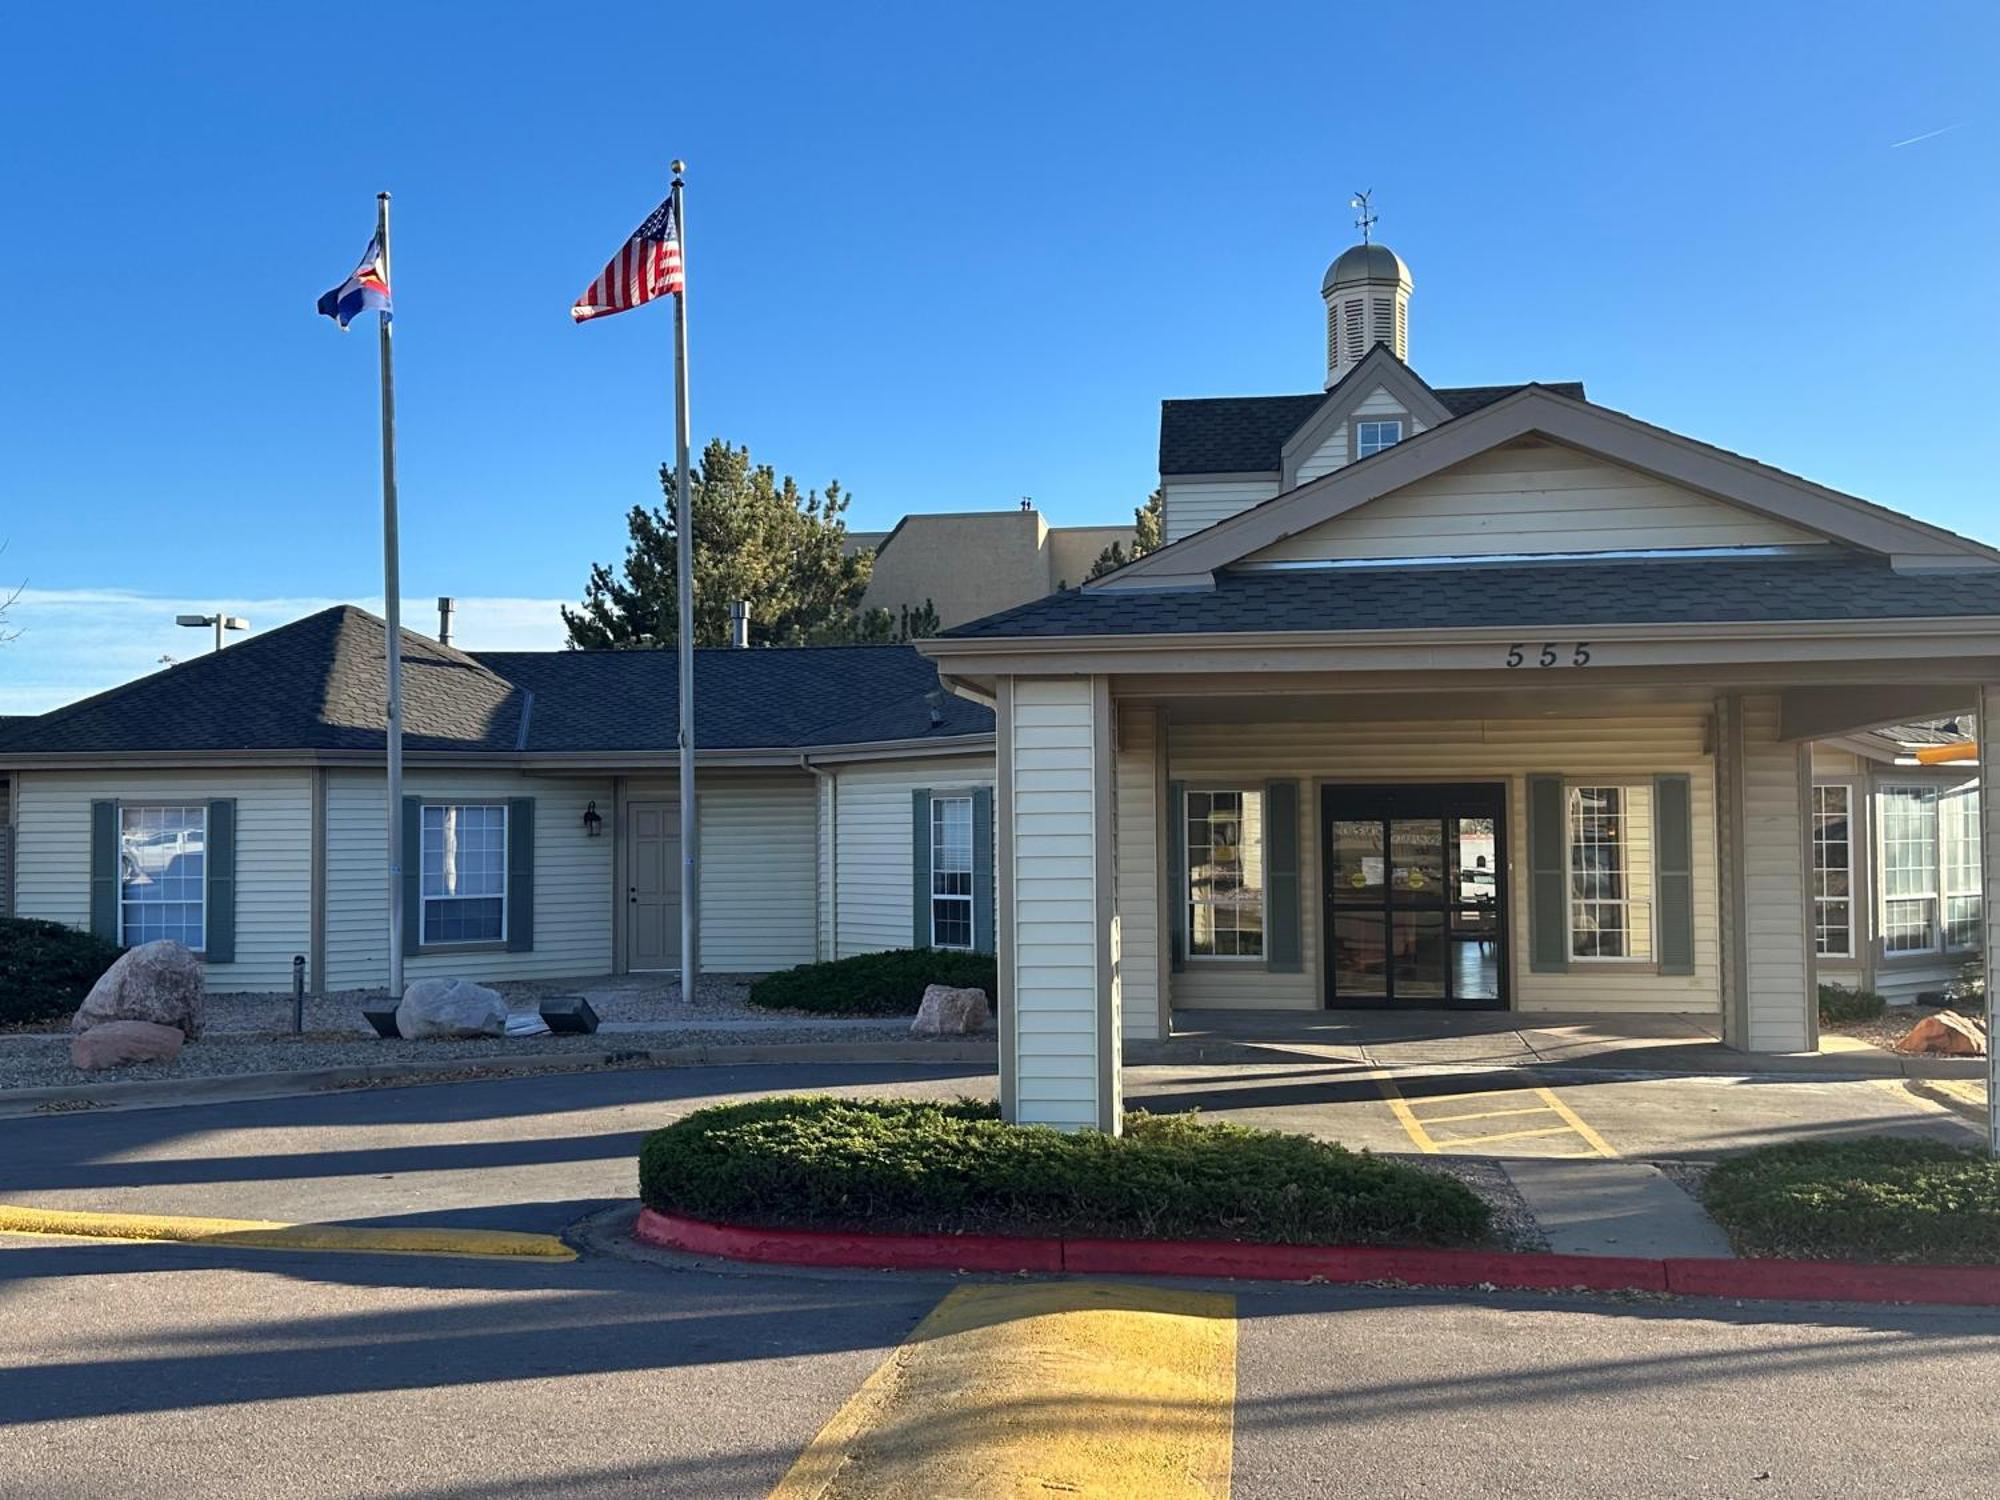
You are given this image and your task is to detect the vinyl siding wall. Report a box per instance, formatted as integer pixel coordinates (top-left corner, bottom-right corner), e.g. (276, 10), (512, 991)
(622, 775), (818, 973)
(1161, 477), (1281, 544)
(829, 754), (994, 958)
(1247, 442), (1828, 563)
(11, 768), (312, 990)
(323, 769), (614, 990)
(1115, 706), (1163, 1040)
(1006, 678), (1106, 1127)
(1734, 696), (1813, 1050)
(1294, 387), (1428, 485)
(1163, 708), (1723, 1016)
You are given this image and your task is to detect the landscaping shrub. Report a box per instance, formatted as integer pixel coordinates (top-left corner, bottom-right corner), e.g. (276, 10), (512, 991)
(747, 948), (999, 1016)
(1816, 981), (1886, 1025)
(639, 1095), (1491, 1247)
(1704, 1138), (2000, 1264)
(0, 917), (125, 1028)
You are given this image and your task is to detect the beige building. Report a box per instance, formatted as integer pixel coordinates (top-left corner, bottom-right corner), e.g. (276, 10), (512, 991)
(855, 506), (1136, 630)
(920, 236), (2000, 1131)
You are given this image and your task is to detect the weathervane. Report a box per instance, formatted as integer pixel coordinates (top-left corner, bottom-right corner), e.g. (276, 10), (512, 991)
(1349, 189), (1376, 244)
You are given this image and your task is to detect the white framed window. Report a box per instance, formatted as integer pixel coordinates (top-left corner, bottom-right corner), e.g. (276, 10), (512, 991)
(929, 795), (974, 950)
(1566, 784), (1654, 961)
(1942, 783), (1982, 952)
(1880, 781), (1981, 955)
(421, 803), (507, 945)
(1186, 789), (1264, 958)
(1879, 784), (1940, 955)
(1811, 784), (1854, 958)
(119, 804), (206, 951)
(1355, 419), (1403, 459)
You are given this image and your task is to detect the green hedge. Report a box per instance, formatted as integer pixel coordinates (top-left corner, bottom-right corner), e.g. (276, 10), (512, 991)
(639, 1095), (1491, 1247)
(1817, 982), (1887, 1025)
(747, 948), (998, 1016)
(1704, 1138), (2000, 1264)
(0, 918), (125, 1028)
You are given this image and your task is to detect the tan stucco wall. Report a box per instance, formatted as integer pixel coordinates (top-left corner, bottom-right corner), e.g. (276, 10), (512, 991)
(859, 512), (1136, 629)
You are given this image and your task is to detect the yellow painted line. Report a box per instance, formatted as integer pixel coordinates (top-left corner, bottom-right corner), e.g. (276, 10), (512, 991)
(1375, 1075), (1441, 1153)
(1534, 1087), (1619, 1158)
(1429, 1125), (1579, 1147)
(769, 1281), (1236, 1500)
(0, 1203), (576, 1261)
(1930, 1078), (1990, 1109)
(1407, 1086), (1551, 1107)
(1413, 1105), (1554, 1126)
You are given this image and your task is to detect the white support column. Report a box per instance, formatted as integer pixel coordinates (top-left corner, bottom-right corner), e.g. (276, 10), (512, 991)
(997, 674), (1122, 1132)
(1719, 692), (1815, 1053)
(1978, 685), (2000, 1157)
(1115, 703), (1164, 1043)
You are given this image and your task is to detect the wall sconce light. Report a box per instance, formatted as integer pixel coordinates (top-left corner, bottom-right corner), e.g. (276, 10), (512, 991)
(582, 800), (604, 837)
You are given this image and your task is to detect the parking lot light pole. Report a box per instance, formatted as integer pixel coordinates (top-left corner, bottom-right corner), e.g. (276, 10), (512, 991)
(175, 612), (249, 653)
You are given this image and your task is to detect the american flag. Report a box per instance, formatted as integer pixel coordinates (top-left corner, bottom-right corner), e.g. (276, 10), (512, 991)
(571, 195), (683, 322)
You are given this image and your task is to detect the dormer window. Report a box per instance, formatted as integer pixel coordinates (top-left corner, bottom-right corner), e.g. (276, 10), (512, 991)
(1355, 419), (1404, 459)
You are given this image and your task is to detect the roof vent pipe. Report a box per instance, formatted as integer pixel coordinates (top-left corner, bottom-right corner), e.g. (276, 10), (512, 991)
(730, 599), (750, 649)
(437, 596), (456, 646)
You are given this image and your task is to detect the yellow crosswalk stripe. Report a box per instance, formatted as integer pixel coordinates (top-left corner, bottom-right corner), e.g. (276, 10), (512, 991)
(769, 1282), (1237, 1499)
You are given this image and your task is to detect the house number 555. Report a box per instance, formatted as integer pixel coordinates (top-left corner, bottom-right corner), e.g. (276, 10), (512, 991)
(1505, 642), (1591, 667)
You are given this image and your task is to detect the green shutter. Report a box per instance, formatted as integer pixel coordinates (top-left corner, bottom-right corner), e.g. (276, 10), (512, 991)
(1264, 780), (1301, 973)
(972, 786), (995, 955)
(1528, 775), (1569, 974)
(506, 797), (535, 952)
(204, 799), (236, 963)
(910, 788), (933, 949)
(1167, 781), (1187, 972)
(401, 796), (422, 956)
(89, 800), (119, 943)
(1654, 774), (1694, 975)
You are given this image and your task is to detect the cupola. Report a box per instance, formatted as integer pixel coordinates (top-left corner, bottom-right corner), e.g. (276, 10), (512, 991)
(1322, 239), (1411, 388)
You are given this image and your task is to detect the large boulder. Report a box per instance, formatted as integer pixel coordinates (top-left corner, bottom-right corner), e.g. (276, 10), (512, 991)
(1895, 1009), (1987, 1057)
(395, 978), (507, 1040)
(70, 1019), (186, 1070)
(912, 983), (991, 1037)
(71, 940), (204, 1039)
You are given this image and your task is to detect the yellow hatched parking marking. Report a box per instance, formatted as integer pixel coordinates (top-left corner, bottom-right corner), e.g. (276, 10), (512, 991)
(769, 1282), (1236, 1500)
(1377, 1076), (1617, 1158)
(1376, 1076), (1441, 1153)
(1533, 1086), (1620, 1158)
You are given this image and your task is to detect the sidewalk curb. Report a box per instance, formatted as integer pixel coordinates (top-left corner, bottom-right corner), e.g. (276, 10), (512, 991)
(1123, 1041), (1987, 1080)
(0, 1041), (997, 1118)
(0, 1202), (576, 1260)
(634, 1209), (2000, 1308)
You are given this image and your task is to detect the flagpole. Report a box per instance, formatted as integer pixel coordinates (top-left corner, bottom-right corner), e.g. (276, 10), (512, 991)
(377, 190), (406, 1000)
(671, 162), (699, 1003)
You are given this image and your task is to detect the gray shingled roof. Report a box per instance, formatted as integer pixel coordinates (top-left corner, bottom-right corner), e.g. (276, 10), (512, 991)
(0, 606), (992, 757)
(1159, 381), (1588, 475)
(942, 557), (2000, 639)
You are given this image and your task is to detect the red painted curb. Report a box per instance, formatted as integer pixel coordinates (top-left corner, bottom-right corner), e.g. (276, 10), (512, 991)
(635, 1208), (1063, 1273)
(634, 1210), (2000, 1307)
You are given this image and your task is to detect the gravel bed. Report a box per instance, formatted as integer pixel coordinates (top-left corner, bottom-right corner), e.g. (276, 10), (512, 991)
(1651, 1157), (1715, 1205)
(0, 1025), (983, 1093)
(1824, 1003), (1981, 1055)
(1386, 1152), (1548, 1253)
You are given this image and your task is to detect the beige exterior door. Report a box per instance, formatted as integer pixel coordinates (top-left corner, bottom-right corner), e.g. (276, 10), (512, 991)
(627, 799), (679, 971)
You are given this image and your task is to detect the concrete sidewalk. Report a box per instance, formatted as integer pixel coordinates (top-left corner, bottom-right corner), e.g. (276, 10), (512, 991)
(1502, 1160), (1735, 1259)
(1132, 1007), (1984, 1080)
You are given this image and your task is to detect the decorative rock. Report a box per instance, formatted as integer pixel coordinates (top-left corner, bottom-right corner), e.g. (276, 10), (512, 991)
(1895, 1009), (1987, 1057)
(71, 940), (205, 1039)
(70, 1019), (186, 1070)
(912, 984), (991, 1037)
(395, 977), (507, 1040)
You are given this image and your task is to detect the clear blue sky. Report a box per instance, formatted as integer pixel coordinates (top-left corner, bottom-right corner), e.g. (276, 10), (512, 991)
(1, 2), (1994, 709)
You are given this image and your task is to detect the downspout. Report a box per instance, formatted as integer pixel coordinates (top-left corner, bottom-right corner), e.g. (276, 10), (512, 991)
(801, 754), (837, 961)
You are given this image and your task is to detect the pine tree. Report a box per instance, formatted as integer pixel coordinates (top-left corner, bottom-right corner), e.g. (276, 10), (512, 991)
(563, 440), (876, 649)
(1087, 488), (1164, 579)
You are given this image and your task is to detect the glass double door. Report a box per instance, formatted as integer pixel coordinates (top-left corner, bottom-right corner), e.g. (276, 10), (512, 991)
(1321, 783), (1508, 1009)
